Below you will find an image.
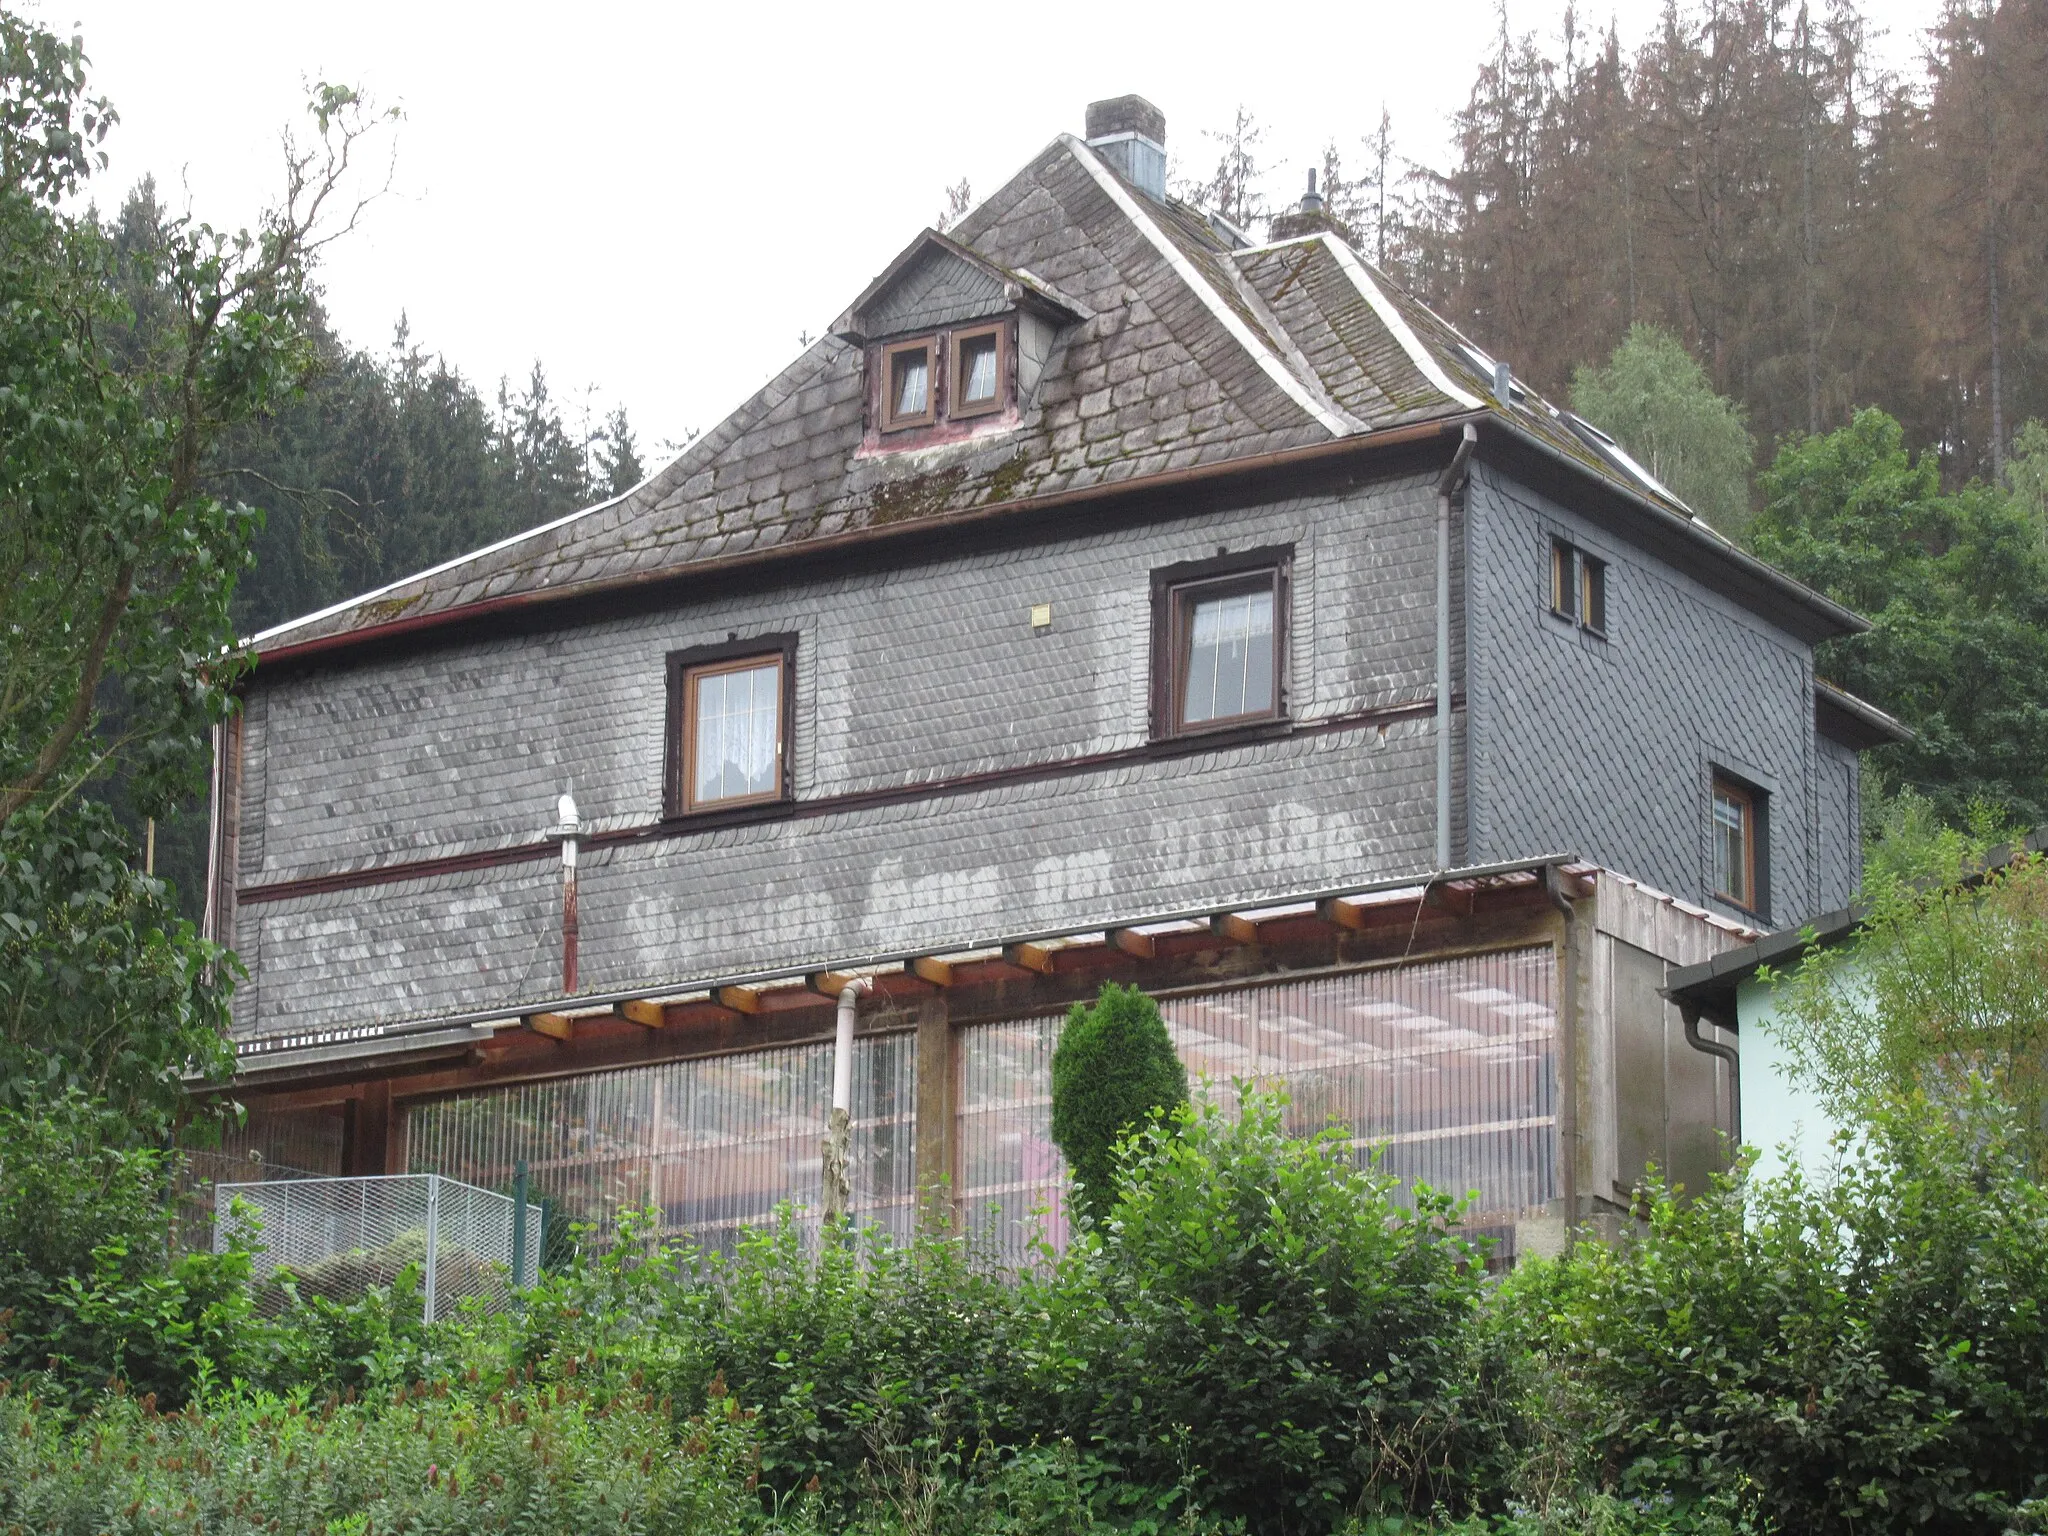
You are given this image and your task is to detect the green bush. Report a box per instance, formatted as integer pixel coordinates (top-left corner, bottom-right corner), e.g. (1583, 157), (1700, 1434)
(0, 1373), (806, 1536)
(1033, 1090), (1494, 1534)
(1049, 984), (1187, 1223)
(0, 1095), (253, 1405)
(1519, 1094), (2048, 1534)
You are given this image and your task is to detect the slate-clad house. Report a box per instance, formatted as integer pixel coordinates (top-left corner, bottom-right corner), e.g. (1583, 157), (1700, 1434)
(207, 97), (1905, 1261)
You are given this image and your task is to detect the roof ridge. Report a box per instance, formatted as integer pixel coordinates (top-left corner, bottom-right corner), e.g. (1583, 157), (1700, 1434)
(1059, 134), (1353, 439)
(1316, 237), (1486, 412)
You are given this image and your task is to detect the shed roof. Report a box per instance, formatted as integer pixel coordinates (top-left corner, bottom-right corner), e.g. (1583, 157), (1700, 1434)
(1665, 824), (2048, 1020)
(249, 132), (1866, 664)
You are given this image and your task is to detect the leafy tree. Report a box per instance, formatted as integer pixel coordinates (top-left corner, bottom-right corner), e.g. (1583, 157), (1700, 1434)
(0, 9), (384, 1126)
(1770, 846), (2048, 1173)
(1047, 983), (1187, 1223)
(1571, 324), (1755, 531)
(2007, 417), (2048, 527)
(1749, 408), (2048, 825)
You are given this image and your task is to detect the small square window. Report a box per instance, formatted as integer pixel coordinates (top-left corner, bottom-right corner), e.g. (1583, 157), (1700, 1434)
(879, 337), (937, 432)
(1711, 775), (1760, 911)
(950, 323), (1006, 418)
(666, 639), (794, 818)
(1152, 551), (1290, 739)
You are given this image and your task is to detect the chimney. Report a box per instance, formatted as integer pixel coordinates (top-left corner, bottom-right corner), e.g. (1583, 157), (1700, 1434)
(1084, 95), (1167, 200)
(1270, 169), (1354, 243)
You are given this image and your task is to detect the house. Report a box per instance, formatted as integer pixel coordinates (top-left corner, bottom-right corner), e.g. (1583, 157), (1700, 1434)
(202, 96), (1905, 1263)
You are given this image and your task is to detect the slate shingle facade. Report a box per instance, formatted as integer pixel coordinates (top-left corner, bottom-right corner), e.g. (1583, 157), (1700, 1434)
(218, 111), (1893, 1058)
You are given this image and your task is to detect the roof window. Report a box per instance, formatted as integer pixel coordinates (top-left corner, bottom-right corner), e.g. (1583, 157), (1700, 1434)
(873, 321), (1013, 436)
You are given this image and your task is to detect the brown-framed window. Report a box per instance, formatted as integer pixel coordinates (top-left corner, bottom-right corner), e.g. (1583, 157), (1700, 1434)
(879, 337), (937, 432)
(950, 322), (1006, 418)
(665, 635), (797, 818)
(1710, 774), (1759, 910)
(1151, 548), (1291, 739)
(1550, 537), (1576, 619)
(1549, 537), (1607, 636)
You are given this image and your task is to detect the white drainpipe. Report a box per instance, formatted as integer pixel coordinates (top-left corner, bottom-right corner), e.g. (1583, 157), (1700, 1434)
(822, 978), (872, 1225)
(1435, 424), (1480, 870)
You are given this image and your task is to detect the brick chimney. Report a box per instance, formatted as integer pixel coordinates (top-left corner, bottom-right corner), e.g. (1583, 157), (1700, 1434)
(1085, 95), (1166, 200)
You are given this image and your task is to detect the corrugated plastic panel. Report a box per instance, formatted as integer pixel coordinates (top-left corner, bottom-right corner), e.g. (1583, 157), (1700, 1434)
(406, 1033), (916, 1253)
(955, 948), (1558, 1268)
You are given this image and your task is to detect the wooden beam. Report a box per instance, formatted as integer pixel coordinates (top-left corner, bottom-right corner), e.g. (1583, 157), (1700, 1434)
(713, 985), (764, 1015)
(618, 999), (667, 1029)
(1210, 912), (1262, 946)
(1106, 927), (1156, 960)
(906, 955), (955, 987)
(1425, 883), (1476, 918)
(1316, 896), (1369, 931)
(806, 971), (859, 998)
(1002, 941), (1056, 975)
(525, 1012), (575, 1041)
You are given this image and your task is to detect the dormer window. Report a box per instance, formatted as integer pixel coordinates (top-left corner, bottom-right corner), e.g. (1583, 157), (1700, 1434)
(876, 324), (1012, 435)
(951, 324), (1005, 419)
(881, 338), (937, 431)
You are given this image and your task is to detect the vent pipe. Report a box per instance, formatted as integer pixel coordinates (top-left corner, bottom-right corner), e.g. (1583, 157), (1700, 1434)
(1084, 95), (1167, 200)
(1435, 425), (1479, 870)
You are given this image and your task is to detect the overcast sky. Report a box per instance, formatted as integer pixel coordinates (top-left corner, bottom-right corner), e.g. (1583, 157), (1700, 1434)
(55, 0), (1942, 459)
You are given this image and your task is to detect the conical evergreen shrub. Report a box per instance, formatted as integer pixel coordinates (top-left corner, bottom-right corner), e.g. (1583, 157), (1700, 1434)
(1048, 982), (1188, 1222)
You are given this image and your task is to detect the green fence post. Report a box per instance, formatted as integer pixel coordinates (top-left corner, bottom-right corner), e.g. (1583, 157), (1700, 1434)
(511, 1159), (529, 1290)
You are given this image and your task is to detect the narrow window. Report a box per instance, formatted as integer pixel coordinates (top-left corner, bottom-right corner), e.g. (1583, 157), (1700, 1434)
(1550, 538), (1577, 621)
(879, 338), (937, 431)
(1550, 536), (1608, 636)
(666, 639), (795, 818)
(1711, 776), (1756, 910)
(1580, 554), (1606, 634)
(950, 323), (1006, 418)
(1152, 552), (1290, 739)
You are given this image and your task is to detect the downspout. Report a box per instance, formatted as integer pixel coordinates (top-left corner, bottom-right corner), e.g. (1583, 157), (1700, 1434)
(823, 978), (873, 1227)
(1435, 424), (1479, 870)
(1679, 1003), (1741, 1150)
(1542, 865), (1581, 1246)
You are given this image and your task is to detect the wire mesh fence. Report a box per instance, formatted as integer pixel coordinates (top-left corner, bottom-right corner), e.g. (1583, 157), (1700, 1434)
(214, 1173), (543, 1323)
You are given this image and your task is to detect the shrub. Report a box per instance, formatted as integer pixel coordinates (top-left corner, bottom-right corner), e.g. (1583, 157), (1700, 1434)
(1033, 1090), (1494, 1535)
(1523, 1093), (2048, 1534)
(0, 1094), (253, 1405)
(1049, 983), (1187, 1223)
(0, 1373), (807, 1536)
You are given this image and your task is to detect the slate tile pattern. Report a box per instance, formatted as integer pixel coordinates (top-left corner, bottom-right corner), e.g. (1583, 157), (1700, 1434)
(255, 133), (1707, 658)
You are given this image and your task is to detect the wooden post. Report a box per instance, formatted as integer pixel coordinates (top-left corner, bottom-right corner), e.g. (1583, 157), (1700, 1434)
(913, 993), (956, 1232)
(345, 1080), (395, 1175)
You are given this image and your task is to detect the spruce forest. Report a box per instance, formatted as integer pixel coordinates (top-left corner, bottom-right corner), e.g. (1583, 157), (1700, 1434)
(1290, 0), (2046, 491)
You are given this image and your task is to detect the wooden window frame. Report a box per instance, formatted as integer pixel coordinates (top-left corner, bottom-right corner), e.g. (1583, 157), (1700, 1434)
(948, 321), (1008, 419)
(1550, 537), (1577, 621)
(1579, 552), (1607, 635)
(878, 336), (938, 432)
(1710, 774), (1759, 912)
(1549, 536), (1608, 637)
(1150, 546), (1292, 743)
(664, 634), (798, 821)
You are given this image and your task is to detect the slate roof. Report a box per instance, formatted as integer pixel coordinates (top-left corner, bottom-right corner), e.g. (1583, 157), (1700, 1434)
(251, 132), (1859, 659)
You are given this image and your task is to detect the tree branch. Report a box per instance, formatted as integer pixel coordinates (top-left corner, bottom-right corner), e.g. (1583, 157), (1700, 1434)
(0, 560), (134, 823)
